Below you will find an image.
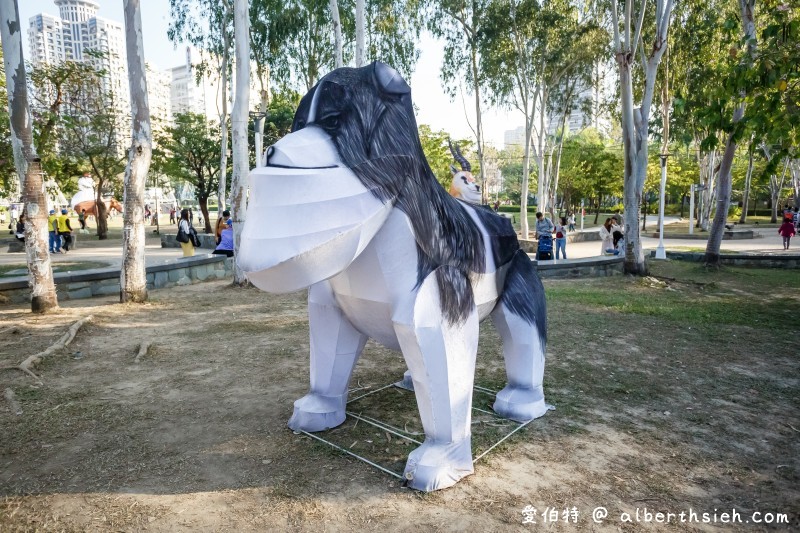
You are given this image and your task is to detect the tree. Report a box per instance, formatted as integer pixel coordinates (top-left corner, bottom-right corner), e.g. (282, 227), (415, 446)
(427, 0), (491, 205)
(329, 0), (344, 68)
(28, 60), (101, 196)
(155, 113), (223, 234)
(120, 0), (153, 303)
(0, 0), (58, 312)
(480, 0), (607, 238)
(60, 73), (127, 240)
(418, 124), (474, 188)
(168, 0), (233, 213)
(559, 130), (623, 223)
(231, 0), (250, 286)
(610, 0), (675, 274)
(0, 48), (16, 198)
(704, 2), (798, 264)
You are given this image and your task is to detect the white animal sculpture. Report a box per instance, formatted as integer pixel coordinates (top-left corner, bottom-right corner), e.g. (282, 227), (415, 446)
(239, 62), (548, 491)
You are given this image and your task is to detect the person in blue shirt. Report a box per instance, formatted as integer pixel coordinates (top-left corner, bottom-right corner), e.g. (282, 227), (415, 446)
(212, 218), (234, 257)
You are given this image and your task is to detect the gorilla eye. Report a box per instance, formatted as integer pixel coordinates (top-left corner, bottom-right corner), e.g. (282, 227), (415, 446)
(319, 113), (341, 130)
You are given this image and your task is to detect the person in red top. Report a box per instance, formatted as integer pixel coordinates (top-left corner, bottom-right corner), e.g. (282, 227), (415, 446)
(778, 218), (796, 250)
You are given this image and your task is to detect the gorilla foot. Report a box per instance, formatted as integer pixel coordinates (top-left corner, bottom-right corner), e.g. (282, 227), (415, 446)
(394, 369), (415, 391)
(287, 393), (346, 432)
(493, 385), (549, 423)
(402, 438), (473, 492)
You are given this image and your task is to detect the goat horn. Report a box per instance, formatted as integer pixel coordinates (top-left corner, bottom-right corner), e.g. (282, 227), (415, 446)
(448, 139), (471, 172)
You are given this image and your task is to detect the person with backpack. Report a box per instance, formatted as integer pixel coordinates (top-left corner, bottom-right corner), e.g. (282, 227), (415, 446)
(554, 216), (568, 259)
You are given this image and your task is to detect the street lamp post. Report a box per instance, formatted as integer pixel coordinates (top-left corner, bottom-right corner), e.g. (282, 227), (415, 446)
(655, 153), (669, 259)
(250, 111), (267, 168)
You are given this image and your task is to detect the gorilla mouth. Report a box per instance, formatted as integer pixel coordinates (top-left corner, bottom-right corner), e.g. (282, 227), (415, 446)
(239, 127), (394, 293)
(265, 163), (338, 170)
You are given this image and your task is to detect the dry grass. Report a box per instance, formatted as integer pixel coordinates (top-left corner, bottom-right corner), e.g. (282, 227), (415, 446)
(0, 262), (798, 531)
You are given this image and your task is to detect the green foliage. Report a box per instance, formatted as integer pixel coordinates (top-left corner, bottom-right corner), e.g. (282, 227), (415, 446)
(0, 48), (15, 197)
(425, 0), (490, 100)
(28, 59), (105, 195)
(153, 112), (224, 205)
(261, 90), (301, 148)
(418, 124), (473, 188)
(479, 0), (609, 111)
(683, 2), (799, 167)
(558, 129), (623, 209)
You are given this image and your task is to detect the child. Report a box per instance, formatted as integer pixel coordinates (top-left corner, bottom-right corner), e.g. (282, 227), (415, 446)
(779, 217), (796, 250)
(554, 216), (568, 259)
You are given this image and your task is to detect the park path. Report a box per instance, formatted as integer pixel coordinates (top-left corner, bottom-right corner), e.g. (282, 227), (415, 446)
(0, 216), (792, 271)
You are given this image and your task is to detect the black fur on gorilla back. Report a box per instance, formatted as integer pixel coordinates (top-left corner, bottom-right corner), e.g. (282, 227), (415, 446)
(291, 63), (497, 325)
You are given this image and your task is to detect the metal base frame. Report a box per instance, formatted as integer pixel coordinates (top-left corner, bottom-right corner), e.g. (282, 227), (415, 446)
(298, 382), (536, 481)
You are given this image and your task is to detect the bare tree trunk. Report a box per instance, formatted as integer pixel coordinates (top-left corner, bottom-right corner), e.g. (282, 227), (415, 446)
(699, 150), (717, 230)
(739, 138), (754, 223)
(768, 158), (789, 223)
(705, 0), (756, 266)
(95, 184), (109, 239)
(217, 5), (232, 214)
(355, 0), (365, 67)
(254, 64), (270, 167)
(791, 160), (800, 210)
(329, 0), (343, 69)
(535, 88), (548, 214)
(612, 0), (674, 275)
(0, 0), (58, 313)
(231, 0), (250, 286)
(120, 0), (152, 303)
(469, 47), (487, 205)
(520, 118), (533, 239)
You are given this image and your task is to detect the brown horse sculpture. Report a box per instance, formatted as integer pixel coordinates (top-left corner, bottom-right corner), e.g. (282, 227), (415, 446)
(73, 198), (123, 218)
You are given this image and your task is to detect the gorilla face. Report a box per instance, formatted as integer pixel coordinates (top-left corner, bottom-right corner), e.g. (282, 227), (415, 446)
(237, 66), (407, 293)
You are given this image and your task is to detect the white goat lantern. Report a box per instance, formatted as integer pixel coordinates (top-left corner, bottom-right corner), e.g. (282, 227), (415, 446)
(448, 139), (482, 204)
(240, 62), (548, 491)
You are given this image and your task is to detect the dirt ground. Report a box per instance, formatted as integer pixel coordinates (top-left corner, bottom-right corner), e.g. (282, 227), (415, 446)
(0, 263), (798, 532)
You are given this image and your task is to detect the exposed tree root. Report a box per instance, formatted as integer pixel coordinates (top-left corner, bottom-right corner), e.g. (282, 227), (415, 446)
(4, 388), (23, 415)
(0, 316), (92, 383)
(134, 341), (152, 364)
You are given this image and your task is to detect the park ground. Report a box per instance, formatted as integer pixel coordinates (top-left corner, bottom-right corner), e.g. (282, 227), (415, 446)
(0, 260), (798, 532)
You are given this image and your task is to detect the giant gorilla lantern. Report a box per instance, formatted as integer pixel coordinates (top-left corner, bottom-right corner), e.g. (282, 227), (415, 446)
(239, 62), (548, 491)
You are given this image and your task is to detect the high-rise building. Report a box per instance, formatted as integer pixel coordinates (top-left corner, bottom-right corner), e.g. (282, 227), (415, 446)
(28, 0), (130, 118)
(146, 63), (173, 133)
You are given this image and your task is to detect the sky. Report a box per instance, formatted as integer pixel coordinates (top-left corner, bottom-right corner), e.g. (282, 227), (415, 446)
(19, 0), (519, 147)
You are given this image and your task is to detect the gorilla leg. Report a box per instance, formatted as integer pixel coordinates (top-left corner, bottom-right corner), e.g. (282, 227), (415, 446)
(393, 267), (478, 491)
(288, 280), (367, 432)
(491, 251), (548, 422)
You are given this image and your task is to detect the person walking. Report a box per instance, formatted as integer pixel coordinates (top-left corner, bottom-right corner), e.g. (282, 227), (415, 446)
(57, 208), (74, 252)
(535, 212), (554, 239)
(554, 216), (568, 259)
(178, 208), (195, 257)
(568, 213), (576, 232)
(47, 209), (61, 253)
(169, 206), (176, 224)
(779, 217), (796, 250)
(78, 208), (86, 230)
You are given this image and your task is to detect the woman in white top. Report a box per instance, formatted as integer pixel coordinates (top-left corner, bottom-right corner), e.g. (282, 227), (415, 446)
(178, 208), (195, 257)
(599, 217), (614, 255)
